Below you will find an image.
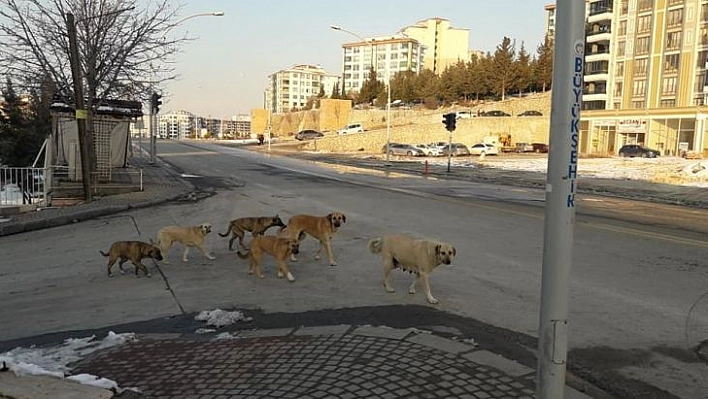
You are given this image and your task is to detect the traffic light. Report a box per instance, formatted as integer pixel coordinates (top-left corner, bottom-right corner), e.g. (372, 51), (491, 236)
(150, 92), (162, 114)
(442, 112), (457, 132)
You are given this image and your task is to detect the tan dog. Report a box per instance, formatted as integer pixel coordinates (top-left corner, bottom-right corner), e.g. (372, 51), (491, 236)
(100, 241), (163, 277)
(218, 215), (285, 251)
(156, 223), (216, 263)
(368, 234), (456, 304)
(236, 235), (300, 282)
(283, 212), (346, 266)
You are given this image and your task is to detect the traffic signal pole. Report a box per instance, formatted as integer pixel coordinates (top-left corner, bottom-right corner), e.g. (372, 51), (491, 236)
(536, 1), (585, 397)
(148, 92), (161, 165)
(442, 112), (456, 172)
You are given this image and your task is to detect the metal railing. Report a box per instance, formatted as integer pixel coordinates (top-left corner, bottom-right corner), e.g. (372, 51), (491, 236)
(0, 167), (47, 207)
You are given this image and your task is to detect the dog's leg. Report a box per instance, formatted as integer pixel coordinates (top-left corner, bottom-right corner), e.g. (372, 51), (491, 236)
(277, 259), (295, 282)
(408, 272), (420, 294)
(228, 233), (237, 251)
(321, 240), (337, 266)
(160, 241), (172, 264)
(196, 244), (216, 260)
(118, 258), (128, 275)
(382, 256), (396, 293)
(253, 253), (264, 279)
(107, 257), (117, 277)
(236, 229), (247, 250)
(419, 273), (438, 304)
(134, 261), (152, 278)
(182, 245), (190, 262)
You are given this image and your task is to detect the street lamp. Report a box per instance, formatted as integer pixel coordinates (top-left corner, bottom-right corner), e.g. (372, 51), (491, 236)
(330, 25), (392, 166)
(149, 10), (225, 163)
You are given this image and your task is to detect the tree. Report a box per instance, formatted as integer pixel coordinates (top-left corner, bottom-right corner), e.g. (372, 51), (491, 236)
(0, 77), (50, 167)
(357, 66), (385, 105)
(0, 0), (190, 200)
(491, 36), (517, 100)
(330, 82), (341, 99)
(534, 36), (554, 92)
(514, 42), (533, 95)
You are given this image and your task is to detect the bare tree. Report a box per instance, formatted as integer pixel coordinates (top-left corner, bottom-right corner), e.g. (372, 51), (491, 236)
(0, 0), (190, 199)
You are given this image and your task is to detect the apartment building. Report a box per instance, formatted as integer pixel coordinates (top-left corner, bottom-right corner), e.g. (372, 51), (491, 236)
(337, 36), (422, 95)
(545, 0), (708, 157)
(157, 110), (194, 140)
(265, 64), (340, 115)
(401, 17), (469, 74)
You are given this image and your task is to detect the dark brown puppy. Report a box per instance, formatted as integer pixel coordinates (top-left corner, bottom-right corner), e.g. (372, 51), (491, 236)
(283, 212), (346, 266)
(100, 241), (163, 277)
(236, 235), (300, 282)
(218, 215), (286, 250)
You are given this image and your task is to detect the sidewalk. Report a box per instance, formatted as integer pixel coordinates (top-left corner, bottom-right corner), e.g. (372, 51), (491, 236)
(2, 325), (596, 398)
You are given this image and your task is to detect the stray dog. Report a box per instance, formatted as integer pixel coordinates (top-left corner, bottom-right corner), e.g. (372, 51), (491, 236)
(283, 212), (346, 266)
(368, 234), (456, 304)
(100, 240), (163, 277)
(156, 223), (216, 263)
(218, 215), (286, 250)
(236, 235), (300, 282)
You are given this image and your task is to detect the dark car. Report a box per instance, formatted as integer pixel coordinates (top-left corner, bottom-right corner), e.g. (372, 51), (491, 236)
(295, 129), (324, 140)
(441, 143), (471, 156)
(480, 110), (511, 117)
(618, 144), (660, 158)
(518, 110), (543, 117)
(532, 143), (549, 153)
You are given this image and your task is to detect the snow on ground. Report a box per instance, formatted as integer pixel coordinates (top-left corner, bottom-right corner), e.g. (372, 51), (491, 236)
(0, 331), (138, 393)
(194, 309), (253, 328)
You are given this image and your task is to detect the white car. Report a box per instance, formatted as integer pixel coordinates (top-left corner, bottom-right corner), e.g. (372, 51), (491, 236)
(337, 123), (364, 135)
(469, 143), (499, 156)
(413, 143), (443, 156)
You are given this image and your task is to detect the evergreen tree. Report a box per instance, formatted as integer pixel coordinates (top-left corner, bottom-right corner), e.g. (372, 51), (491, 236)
(0, 77), (50, 166)
(514, 42), (533, 95)
(534, 36), (554, 92)
(491, 36), (517, 100)
(357, 66), (385, 105)
(331, 82), (341, 99)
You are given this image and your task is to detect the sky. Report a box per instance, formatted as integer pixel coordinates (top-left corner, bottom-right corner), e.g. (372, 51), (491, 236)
(164, 0), (552, 119)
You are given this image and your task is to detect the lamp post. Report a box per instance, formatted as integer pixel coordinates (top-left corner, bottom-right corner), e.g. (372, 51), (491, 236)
(149, 11), (225, 162)
(330, 25), (391, 166)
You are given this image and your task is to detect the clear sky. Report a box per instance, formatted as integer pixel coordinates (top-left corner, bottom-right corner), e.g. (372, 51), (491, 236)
(165, 0), (551, 119)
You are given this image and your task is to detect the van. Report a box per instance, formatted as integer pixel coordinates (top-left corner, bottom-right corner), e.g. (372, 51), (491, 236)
(337, 123), (364, 135)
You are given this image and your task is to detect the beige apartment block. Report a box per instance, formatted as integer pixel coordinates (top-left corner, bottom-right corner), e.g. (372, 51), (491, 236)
(547, 0), (708, 157)
(265, 64), (340, 115)
(402, 17), (470, 74)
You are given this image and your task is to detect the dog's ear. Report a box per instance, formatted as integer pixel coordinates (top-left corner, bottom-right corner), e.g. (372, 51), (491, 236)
(435, 244), (441, 255)
(326, 213), (333, 222)
(149, 238), (155, 245)
(341, 213), (346, 223)
(452, 246), (457, 256)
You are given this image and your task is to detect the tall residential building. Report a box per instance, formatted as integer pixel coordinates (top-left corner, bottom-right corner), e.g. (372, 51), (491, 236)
(401, 17), (469, 74)
(546, 0), (708, 157)
(157, 110), (194, 140)
(265, 64), (340, 115)
(337, 35), (422, 94)
(544, 3), (557, 41)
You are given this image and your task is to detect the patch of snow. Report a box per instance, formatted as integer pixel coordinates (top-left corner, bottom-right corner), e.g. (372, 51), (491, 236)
(214, 332), (238, 340)
(194, 309), (252, 328)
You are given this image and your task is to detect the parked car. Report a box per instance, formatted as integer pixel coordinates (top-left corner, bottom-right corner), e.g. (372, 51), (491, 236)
(295, 129), (324, 140)
(382, 143), (426, 156)
(618, 144), (661, 158)
(469, 143), (499, 156)
(413, 143), (443, 156)
(441, 143), (471, 156)
(515, 142), (534, 153)
(531, 143), (549, 153)
(429, 141), (449, 151)
(455, 110), (474, 119)
(337, 123), (364, 135)
(480, 110), (511, 117)
(517, 110), (543, 117)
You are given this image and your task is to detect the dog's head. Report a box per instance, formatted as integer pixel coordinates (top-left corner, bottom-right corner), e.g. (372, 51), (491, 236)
(144, 245), (164, 261)
(200, 223), (212, 236)
(435, 242), (456, 265)
(272, 214), (286, 227)
(286, 239), (300, 255)
(327, 212), (347, 228)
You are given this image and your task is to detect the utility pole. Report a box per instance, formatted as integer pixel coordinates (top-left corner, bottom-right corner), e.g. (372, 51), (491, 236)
(536, 0), (585, 397)
(66, 12), (92, 202)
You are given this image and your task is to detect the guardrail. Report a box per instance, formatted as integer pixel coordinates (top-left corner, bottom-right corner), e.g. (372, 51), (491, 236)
(0, 167), (47, 207)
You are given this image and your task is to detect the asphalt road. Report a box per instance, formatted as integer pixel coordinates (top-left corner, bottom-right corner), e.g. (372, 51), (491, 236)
(1, 140), (707, 398)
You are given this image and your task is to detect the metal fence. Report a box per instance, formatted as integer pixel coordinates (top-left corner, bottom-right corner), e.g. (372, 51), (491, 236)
(0, 167), (47, 207)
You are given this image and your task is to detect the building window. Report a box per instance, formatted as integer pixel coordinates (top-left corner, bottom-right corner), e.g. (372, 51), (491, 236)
(668, 0), (684, 5)
(634, 58), (648, 75)
(620, 0), (629, 15)
(666, 31), (681, 50)
(660, 99), (676, 107)
(615, 61), (624, 77)
(662, 76), (677, 94)
(667, 9), (683, 27)
(664, 53), (680, 73)
(614, 82), (623, 97)
(617, 40), (626, 56)
(702, 3), (708, 23)
(635, 36), (651, 55)
(697, 50), (708, 68)
(637, 15), (652, 33)
(632, 100), (646, 108)
(637, 0), (653, 12)
(618, 20), (627, 36)
(633, 79), (646, 96)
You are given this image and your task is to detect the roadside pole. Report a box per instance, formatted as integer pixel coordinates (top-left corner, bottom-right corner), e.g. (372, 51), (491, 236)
(536, 0), (585, 397)
(149, 111), (155, 164)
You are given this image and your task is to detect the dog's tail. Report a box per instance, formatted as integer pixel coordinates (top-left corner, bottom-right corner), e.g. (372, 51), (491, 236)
(99, 250), (109, 257)
(236, 250), (250, 260)
(218, 223), (233, 237)
(368, 238), (383, 254)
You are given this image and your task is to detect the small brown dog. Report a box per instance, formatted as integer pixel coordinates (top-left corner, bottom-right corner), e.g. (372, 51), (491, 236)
(283, 212), (346, 266)
(368, 234), (456, 304)
(218, 215), (286, 251)
(100, 241), (163, 277)
(156, 223), (216, 263)
(236, 235), (300, 282)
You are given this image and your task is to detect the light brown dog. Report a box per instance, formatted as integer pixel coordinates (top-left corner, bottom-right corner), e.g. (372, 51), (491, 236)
(218, 215), (285, 251)
(100, 241), (163, 277)
(283, 212), (346, 266)
(236, 235), (300, 282)
(156, 223), (216, 263)
(368, 234), (456, 304)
